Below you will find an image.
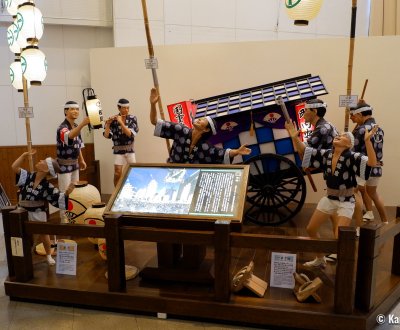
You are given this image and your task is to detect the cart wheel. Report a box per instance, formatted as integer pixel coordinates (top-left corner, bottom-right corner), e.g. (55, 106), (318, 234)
(244, 153), (306, 225)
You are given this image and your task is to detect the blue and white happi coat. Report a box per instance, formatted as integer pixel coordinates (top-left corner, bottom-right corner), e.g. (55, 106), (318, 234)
(104, 114), (139, 154)
(154, 120), (231, 164)
(352, 117), (383, 177)
(16, 169), (68, 214)
(56, 119), (84, 173)
(302, 147), (371, 202)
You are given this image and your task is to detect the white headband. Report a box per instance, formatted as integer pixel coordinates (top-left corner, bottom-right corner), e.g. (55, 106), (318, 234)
(118, 102), (130, 107)
(205, 116), (217, 135)
(64, 104), (79, 109)
(343, 132), (355, 148)
(305, 102), (327, 109)
(350, 106), (373, 115)
(45, 157), (57, 178)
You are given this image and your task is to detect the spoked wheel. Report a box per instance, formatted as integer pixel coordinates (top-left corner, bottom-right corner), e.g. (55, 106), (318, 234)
(244, 153), (306, 225)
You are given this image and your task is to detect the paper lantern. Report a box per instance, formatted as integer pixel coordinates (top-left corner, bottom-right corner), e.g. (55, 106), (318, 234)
(7, 23), (21, 54)
(10, 59), (31, 92)
(83, 202), (106, 244)
(21, 45), (47, 85)
(16, 3), (44, 47)
(5, 0), (24, 16)
(97, 238), (107, 261)
(86, 95), (103, 129)
(66, 181), (101, 224)
(285, 0), (324, 26)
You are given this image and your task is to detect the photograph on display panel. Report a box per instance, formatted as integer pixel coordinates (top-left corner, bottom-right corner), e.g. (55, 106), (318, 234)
(105, 163), (249, 222)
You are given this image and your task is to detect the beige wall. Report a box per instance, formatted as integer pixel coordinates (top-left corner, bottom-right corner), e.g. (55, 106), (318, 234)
(90, 36), (400, 206)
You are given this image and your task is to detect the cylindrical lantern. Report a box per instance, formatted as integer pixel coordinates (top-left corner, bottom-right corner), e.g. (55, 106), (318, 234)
(16, 3), (44, 47)
(7, 23), (21, 54)
(83, 202), (106, 244)
(86, 95), (103, 129)
(66, 181), (101, 224)
(285, 0), (324, 26)
(10, 59), (31, 92)
(21, 45), (47, 85)
(97, 238), (107, 261)
(5, 0), (24, 16)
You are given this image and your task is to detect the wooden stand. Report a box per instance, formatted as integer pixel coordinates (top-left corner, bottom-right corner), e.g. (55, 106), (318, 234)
(231, 261), (268, 297)
(1, 207), (400, 330)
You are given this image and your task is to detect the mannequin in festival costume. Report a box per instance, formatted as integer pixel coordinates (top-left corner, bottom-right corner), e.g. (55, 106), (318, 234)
(303, 99), (338, 150)
(12, 150), (75, 265)
(149, 88), (251, 163)
(56, 101), (90, 222)
(350, 99), (388, 225)
(103, 98), (139, 186)
(303, 99), (339, 263)
(285, 121), (378, 269)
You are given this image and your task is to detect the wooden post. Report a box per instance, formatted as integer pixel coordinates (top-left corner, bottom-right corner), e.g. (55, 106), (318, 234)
(355, 224), (379, 311)
(214, 220), (231, 302)
(104, 214), (126, 292)
(157, 243), (181, 268)
(392, 232), (400, 276)
(394, 205), (400, 275)
(334, 226), (357, 314)
(1, 206), (17, 278)
(9, 208), (33, 282)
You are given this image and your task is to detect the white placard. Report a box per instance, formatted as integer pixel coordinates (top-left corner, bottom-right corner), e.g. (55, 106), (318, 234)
(145, 57), (158, 69)
(18, 107), (34, 118)
(339, 95), (358, 107)
(11, 237), (24, 257)
(270, 252), (296, 289)
(56, 241), (77, 275)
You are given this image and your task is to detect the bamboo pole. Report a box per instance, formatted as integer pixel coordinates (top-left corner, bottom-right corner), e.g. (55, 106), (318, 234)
(344, 0), (358, 132)
(22, 75), (34, 171)
(141, 0), (171, 152)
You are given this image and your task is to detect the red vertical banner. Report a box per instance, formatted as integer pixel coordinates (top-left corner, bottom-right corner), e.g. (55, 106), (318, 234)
(295, 102), (314, 142)
(167, 101), (197, 128)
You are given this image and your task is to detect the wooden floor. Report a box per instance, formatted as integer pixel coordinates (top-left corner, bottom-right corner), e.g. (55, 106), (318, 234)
(4, 204), (400, 330)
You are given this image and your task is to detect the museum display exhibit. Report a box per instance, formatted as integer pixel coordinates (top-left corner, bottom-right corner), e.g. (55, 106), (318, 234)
(1, 0), (400, 329)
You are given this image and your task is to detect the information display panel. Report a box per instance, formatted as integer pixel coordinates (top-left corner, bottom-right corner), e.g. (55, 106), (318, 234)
(105, 163), (249, 222)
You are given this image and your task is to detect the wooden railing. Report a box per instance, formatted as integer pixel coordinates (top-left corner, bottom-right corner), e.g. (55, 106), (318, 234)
(1, 206), (400, 316)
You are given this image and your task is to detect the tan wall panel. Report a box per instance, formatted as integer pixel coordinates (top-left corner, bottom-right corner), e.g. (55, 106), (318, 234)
(90, 37), (400, 206)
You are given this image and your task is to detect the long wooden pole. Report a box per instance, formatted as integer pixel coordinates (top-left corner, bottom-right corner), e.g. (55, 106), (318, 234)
(360, 79), (368, 99)
(141, 0), (171, 152)
(22, 75), (33, 171)
(344, 0), (358, 132)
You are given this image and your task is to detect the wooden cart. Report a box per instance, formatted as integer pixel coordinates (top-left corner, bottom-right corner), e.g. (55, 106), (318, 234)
(190, 74), (328, 225)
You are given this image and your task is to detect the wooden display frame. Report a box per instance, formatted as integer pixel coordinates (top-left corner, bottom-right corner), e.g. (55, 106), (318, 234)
(105, 163), (249, 223)
(1, 206), (400, 330)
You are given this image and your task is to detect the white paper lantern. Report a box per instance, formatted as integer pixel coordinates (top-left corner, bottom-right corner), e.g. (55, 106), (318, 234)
(5, 0), (24, 16)
(10, 60), (31, 92)
(66, 181), (101, 224)
(21, 46), (47, 85)
(285, 0), (324, 26)
(16, 3), (44, 47)
(86, 96), (103, 129)
(83, 202), (106, 244)
(7, 23), (21, 54)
